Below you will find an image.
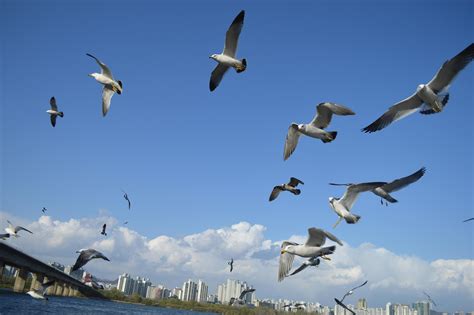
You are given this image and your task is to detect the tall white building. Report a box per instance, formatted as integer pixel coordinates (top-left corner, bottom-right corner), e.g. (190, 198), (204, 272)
(196, 280), (208, 303)
(216, 279), (255, 305)
(181, 279), (198, 301)
(117, 273), (134, 295)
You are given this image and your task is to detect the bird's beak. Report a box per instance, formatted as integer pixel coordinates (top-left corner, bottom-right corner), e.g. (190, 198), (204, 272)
(280, 250), (286, 255)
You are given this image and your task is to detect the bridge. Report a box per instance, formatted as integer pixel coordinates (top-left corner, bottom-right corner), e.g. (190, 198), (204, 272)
(0, 242), (105, 298)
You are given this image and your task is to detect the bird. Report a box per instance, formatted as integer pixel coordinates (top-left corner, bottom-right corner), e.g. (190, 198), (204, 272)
(101, 224), (107, 236)
(46, 97), (64, 127)
(328, 182), (387, 228)
(278, 228), (343, 281)
(340, 280), (368, 302)
(228, 258), (234, 272)
(209, 10), (246, 91)
(331, 167), (426, 206)
(334, 298), (356, 315)
(86, 53), (123, 116)
(0, 233), (10, 240)
(288, 256), (320, 277)
(122, 190), (131, 210)
(269, 177), (304, 202)
(229, 288), (255, 306)
(123, 221), (129, 225)
(41, 207), (47, 213)
(284, 102), (355, 160)
(71, 248), (110, 272)
(26, 279), (55, 300)
(463, 218), (474, 222)
(5, 220), (33, 237)
(362, 43), (474, 133)
(423, 291), (437, 307)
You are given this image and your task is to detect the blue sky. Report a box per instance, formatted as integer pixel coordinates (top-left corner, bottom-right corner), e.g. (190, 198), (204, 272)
(1, 0), (473, 308)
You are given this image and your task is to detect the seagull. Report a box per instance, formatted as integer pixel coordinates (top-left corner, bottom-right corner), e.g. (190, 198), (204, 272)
(86, 53), (123, 116)
(229, 288), (255, 306)
(72, 248), (110, 272)
(46, 97), (64, 127)
(269, 177), (304, 201)
(288, 256), (320, 277)
(278, 228), (343, 281)
(423, 291), (437, 307)
(122, 190), (131, 210)
(123, 221), (128, 225)
(101, 224), (107, 236)
(284, 102), (355, 160)
(41, 207), (47, 213)
(331, 167), (426, 207)
(362, 43), (474, 133)
(0, 233), (10, 240)
(328, 182), (387, 228)
(209, 10), (246, 91)
(463, 218), (474, 222)
(26, 279), (55, 300)
(5, 220), (33, 237)
(228, 258), (234, 272)
(340, 280), (368, 302)
(335, 298), (355, 315)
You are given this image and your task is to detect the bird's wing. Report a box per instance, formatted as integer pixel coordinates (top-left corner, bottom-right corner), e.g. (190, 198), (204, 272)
(340, 182), (386, 210)
(289, 177), (304, 187)
(361, 94), (423, 133)
(39, 280), (55, 295)
(50, 115), (57, 127)
(321, 229), (343, 246)
(239, 288), (255, 300)
(50, 97), (58, 111)
(269, 186), (283, 201)
(278, 241), (297, 281)
(223, 10), (245, 58)
(209, 64), (230, 91)
(289, 262), (309, 276)
(349, 280), (368, 292)
(15, 226), (33, 234)
(305, 228), (327, 247)
(380, 167), (426, 193)
(102, 86), (115, 117)
(72, 251), (88, 271)
(283, 124), (301, 161)
(427, 43), (474, 93)
(86, 53), (114, 79)
(335, 298), (356, 315)
(311, 102), (355, 129)
(463, 218), (474, 222)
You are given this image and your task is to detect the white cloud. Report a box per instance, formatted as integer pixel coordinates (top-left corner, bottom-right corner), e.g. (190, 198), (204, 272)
(0, 211), (472, 311)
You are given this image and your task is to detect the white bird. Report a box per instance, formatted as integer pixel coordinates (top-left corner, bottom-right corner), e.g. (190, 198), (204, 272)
(209, 10), (247, 91)
(86, 53), (123, 116)
(278, 228), (343, 281)
(362, 43), (474, 133)
(5, 220), (33, 237)
(46, 97), (64, 127)
(284, 102), (355, 160)
(340, 280), (368, 302)
(288, 256), (320, 277)
(269, 177), (304, 201)
(328, 182), (386, 228)
(72, 248), (110, 272)
(26, 279), (55, 300)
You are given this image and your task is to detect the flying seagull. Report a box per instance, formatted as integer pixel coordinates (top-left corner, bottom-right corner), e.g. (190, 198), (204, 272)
(26, 279), (55, 300)
(329, 182), (386, 228)
(228, 258), (234, 272)
(278, 228), (343, 281)
(72, 248), (110, 272)
(229, 288), (255, 306)
(423, 291), (437, 307)
(269, 177), (304, 201)
(41, 207), (47, 213)
(209, 10), (247, 91)
(122, 190), (131, 210)
(284, 102), (355, 160)
(101, 224), (107, 236)
(331, 167), (426, 206)
(87, 53), (123, 116)
(288, 256), (320, 277)
(362, 43), (474, 133)
(334, 298), (356, 315)
(123, 221), (129, 225)
(5, 220), (33, 237)
(463, 218), (474, 222)
(46, 97), (64, 127)
(340, 280), (368, 302)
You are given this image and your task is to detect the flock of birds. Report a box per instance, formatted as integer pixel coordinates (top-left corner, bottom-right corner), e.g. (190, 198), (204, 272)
(1, 9), (473, 306)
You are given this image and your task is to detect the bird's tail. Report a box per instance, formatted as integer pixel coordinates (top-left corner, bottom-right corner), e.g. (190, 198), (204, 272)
(58, 112), (64, 117)
(115, 81), (123, 95)
(322, 131), (337, 143)
(345, 213), (361, 224)
(320, 245), (336, 256)
(236, 59), (247, 73)
(420, 94), (449, 114)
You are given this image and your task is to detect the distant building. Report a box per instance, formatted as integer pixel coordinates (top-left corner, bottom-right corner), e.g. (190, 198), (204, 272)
(358, 298), (368, 310)
(171, 287), (183, 299)
(196, 280), (208, 303)
(412, 302), (430, 315)
(117, 273), (134, 295)
(181, 279), (198, 301)
(216, 279), (255, 305)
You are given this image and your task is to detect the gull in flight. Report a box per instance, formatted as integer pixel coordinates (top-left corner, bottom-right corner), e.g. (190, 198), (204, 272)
(284, 102), (355, 160)
(463, 218), (474, 222)
(362, 43), (474, 133)
(46, 97), (64, 127)
(101, 224), (107, 236)
(26, 279), (55, 300)
(339, 280), (368, 302)
(72, 248), (110, 272)
(229, 288), (255, 306)
(329, 182), (386, 228)
(423, 291), (437, 307)
(331, 167), (426, 206)
(269, 177), (304, 202)
(288, 256), (320, 277)
(209, 10), (247, 91)
(87, 53), (123, 116)
(5, 220), (33, 237)
(228, 258), (234, 272)
(41, 207), (47, 213)
(278, 228), (343, 281)
(122, 190), (131, 210)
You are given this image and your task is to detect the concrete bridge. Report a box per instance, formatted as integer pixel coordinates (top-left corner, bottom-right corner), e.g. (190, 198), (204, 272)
(0, 242), (105, 298)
